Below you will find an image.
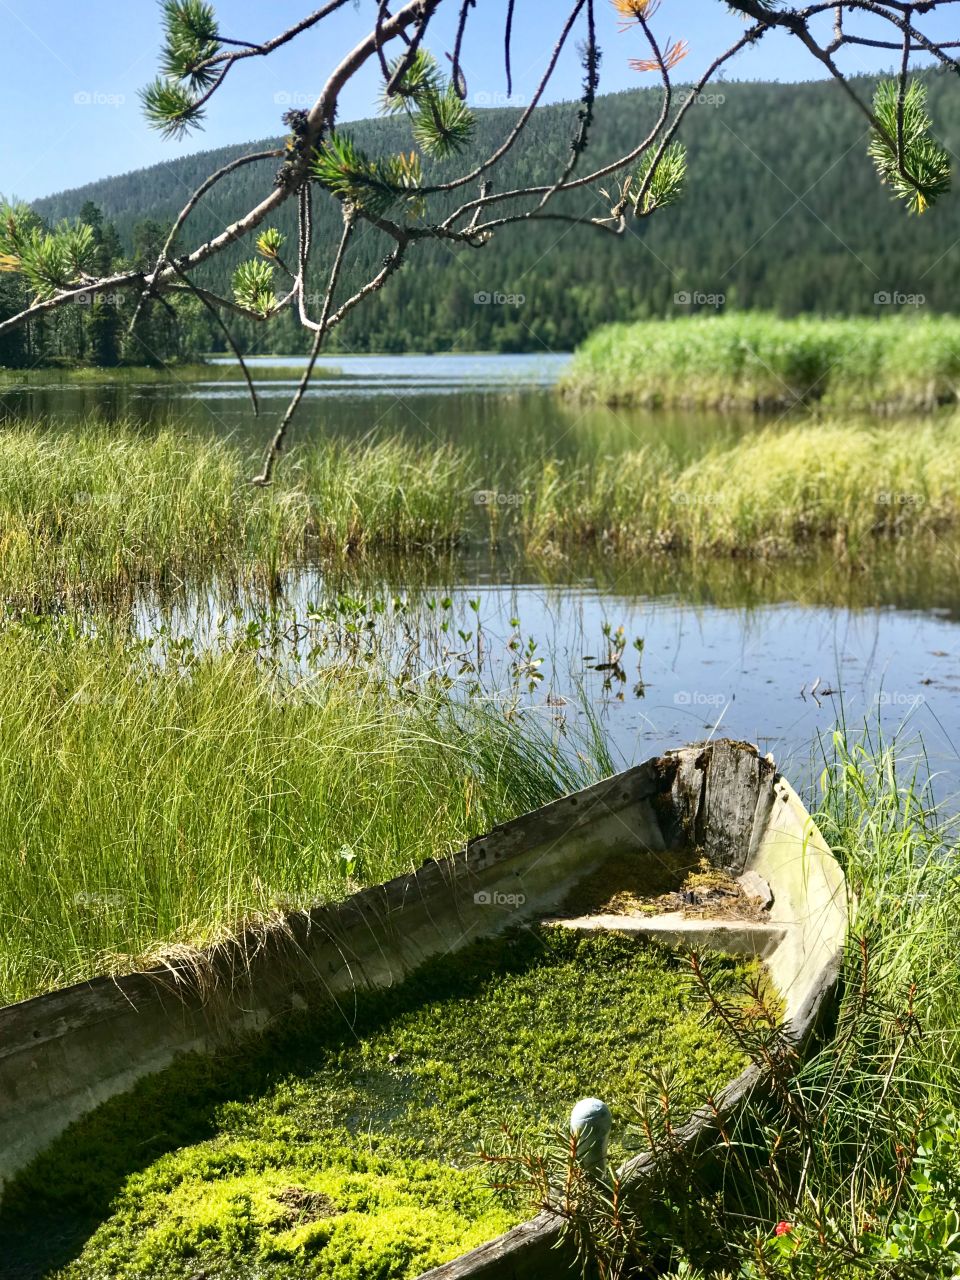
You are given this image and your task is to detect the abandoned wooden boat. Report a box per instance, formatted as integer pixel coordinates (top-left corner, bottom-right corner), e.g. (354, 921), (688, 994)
(0, 739), (847, 1278)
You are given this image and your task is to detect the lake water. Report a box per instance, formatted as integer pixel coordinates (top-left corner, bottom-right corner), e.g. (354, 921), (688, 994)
(6, 353), (960, 797)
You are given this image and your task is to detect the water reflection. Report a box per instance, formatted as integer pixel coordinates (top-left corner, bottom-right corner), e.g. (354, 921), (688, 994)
(0, 354), (761, 470)
(128, 543), (960, 796)
(5, 354), (960, 794)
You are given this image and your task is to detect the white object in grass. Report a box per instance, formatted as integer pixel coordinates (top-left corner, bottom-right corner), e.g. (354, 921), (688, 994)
(570, 1097), (612, 1177)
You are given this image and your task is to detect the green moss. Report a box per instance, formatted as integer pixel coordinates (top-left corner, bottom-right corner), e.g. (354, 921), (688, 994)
(55, 1144), (511, 1280)
(7, 927), (752, 1280)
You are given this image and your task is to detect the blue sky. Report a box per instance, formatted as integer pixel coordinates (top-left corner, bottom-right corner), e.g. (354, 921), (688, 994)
(0, 0), (953, 200)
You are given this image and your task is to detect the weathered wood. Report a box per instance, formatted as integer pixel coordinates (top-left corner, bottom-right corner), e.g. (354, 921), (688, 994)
(0, 739), (848, 1280)
(419, 1214), (572, 1280)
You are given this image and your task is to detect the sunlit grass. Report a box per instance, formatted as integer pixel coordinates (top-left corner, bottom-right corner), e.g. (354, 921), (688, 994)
(0, 421), (473, 607)
(0, 620), (598, 1006)
(520, 418), (960, 558)
(2, 410), (959, 614)
(561, 314), (960, 413)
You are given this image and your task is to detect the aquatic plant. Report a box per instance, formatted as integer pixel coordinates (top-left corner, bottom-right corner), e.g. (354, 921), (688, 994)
(561, 315), (960, 415)
(520, 419), (960, 559)
(0, 421), (473, 608)
(0, 619), (598, 1005)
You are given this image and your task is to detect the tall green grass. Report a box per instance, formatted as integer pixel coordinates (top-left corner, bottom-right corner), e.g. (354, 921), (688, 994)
(2, 412), (959, 612)
(521, 419), (960, 558)
(0, 422), (472, 606)
(0, 621), (599, 1006)
(731, 729), (960, 1275)
(561, 314), (960, 413)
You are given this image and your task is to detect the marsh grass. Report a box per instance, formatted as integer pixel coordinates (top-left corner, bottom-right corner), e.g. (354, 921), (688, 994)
(0, 421), (474, 607)
(3, 411), (960, 610)
(560, 315), (960, 413)
(0, 621), (598, 1006)
(520, 419), (960, 558)
(292, 435), (468, 553)
(767, 730), (960, 1260)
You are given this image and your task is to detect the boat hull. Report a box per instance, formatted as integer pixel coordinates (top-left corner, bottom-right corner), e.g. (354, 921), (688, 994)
(0, 738), (848, 1279)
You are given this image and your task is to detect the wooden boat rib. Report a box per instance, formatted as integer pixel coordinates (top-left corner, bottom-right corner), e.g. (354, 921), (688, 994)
(0, 739), (847, 1280)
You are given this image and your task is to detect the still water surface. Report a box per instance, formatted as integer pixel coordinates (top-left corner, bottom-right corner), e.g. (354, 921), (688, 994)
(5, 353), (960, 793)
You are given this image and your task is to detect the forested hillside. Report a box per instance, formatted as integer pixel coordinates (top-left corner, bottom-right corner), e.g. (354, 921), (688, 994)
(20, 73), (960, 358)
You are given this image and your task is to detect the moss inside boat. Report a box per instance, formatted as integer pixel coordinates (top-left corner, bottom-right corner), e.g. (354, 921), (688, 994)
(7, 926), (760, 1280)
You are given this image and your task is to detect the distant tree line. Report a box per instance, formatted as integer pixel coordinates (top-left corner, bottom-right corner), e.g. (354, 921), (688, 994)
(9, 71), (960, 366)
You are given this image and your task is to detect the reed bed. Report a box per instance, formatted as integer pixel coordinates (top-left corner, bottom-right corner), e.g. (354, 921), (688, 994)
(0, 621), (595, 1006)
(520, 419), (960, 558)
(0, 421), (472, 607)
(560, 314), (960, 413)
(2, 412), (959, 613)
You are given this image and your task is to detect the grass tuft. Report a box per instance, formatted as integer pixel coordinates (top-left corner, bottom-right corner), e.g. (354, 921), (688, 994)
(0, 422), (473, 607)
(0, 620), (596, 1006)
(561, 314), (960, 413)
(520, 419), (960, 558)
